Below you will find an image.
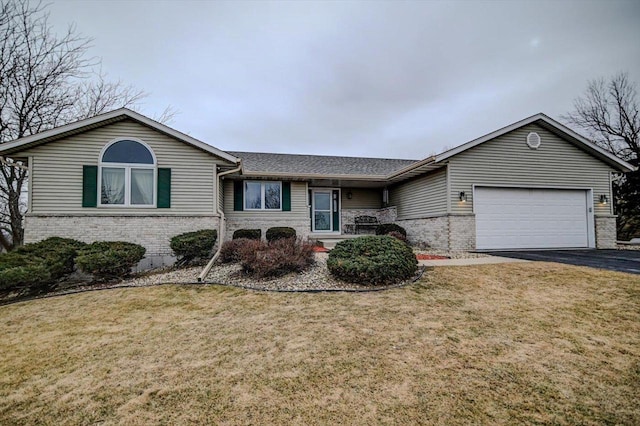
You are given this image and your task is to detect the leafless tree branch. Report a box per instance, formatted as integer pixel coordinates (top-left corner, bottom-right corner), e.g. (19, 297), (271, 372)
(0, 0), (175, 249)
(563, 72), (640, 240)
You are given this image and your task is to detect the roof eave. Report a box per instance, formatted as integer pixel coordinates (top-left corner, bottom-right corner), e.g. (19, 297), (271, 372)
(240, 171), (389, 181)
(385, 155), (437, 180)
(0, 108), (241, 165)
(433, 113), (635, 172)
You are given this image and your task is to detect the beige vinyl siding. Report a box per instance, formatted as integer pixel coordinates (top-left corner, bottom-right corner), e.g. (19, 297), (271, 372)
(223, 180), (309, 220)
(341, 188), (382, 209)
(448, 123), (615, 216)
(390, 168), (447, 220)
(20, 119), (225, 215)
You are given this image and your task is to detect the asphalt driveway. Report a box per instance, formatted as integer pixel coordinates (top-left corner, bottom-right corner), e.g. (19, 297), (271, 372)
(487, 249), (640, 275)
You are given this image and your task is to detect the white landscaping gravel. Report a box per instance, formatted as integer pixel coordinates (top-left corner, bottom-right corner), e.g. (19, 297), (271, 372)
(122, 249), (485, 291)
(617, 243), (640, 251)
(7, 249), (481, 303)
(121, 252), (425, 292)
(5, 244), (630, 305)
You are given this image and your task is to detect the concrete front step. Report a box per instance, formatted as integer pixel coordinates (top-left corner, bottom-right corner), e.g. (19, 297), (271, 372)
(311, 234), (365, 249)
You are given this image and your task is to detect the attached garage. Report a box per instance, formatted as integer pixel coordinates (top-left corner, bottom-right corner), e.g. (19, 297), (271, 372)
(474, 187), (593, 250)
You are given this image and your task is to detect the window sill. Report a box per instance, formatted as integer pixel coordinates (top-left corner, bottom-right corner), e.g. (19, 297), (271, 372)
(98, 204), (157, 209)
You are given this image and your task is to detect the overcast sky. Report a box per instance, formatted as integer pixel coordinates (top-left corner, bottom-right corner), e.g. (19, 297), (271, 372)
(47, 0), (640, 160)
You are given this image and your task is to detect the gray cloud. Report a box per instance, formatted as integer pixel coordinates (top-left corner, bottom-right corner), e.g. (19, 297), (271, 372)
(48, 0), (640, 159)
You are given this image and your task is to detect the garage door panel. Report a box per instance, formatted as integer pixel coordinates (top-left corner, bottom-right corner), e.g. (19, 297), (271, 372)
(475, 187), (589, 250)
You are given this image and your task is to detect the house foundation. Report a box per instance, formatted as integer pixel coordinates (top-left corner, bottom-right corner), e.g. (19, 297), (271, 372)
(595, 215), (617, 249)
(24, 214), (220, 269)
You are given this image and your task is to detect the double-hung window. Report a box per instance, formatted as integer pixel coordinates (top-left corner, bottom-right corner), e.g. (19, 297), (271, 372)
(244, 181), (281, 210)
(99, 139), (156, 207)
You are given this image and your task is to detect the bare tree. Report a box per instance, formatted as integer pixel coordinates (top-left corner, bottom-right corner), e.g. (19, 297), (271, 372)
(72, 71), (146, 120)
(563, 72), (640, 240)
(0, 0), (167, 250)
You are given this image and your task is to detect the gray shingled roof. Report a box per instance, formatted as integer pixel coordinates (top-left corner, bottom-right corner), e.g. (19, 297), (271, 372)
(228, 151), (417, 176)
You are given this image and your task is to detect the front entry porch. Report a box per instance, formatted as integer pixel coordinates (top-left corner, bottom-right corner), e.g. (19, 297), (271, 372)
(305, 182), (398, 247)
(309, 185), (398, 236)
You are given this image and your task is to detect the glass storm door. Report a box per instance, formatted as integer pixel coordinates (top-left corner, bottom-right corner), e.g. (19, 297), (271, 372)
(313, 190), (333, 232)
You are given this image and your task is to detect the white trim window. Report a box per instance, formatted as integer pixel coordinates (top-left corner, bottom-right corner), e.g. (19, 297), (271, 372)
(245, 181), (282, 210)
(98, 138), (157, 207)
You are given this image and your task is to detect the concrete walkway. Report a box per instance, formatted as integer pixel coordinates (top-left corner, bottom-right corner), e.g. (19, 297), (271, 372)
(418, 255), (530, 267)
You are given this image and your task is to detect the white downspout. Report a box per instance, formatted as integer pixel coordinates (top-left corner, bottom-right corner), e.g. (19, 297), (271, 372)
(198, 163), (242, 282)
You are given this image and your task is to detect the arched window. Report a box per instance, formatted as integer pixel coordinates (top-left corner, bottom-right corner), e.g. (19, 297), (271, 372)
(99, 139), (156, 206)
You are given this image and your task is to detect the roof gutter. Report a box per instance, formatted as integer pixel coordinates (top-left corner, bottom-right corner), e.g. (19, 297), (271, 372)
(198, 162), (242, 282)
(385, 155), (437, 180)
(240, 171), (389, 181)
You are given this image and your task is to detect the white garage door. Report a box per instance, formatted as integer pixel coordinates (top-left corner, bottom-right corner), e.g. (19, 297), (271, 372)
(475, 187), (590, 250)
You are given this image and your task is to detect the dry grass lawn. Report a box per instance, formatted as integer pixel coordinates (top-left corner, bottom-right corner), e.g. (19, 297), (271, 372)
(1, 262), (639, 425)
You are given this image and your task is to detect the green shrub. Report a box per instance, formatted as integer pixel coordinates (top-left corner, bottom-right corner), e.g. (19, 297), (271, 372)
(0, 251), (31, 271)
(387, 230), (408, 244)
(170, 229), (217, 267)
(13, 237), (86, 278)
(76, 241), (146, 280)
(266, 227), (296, 243)
(375, 223), (407, 237)
(219, 238), (251, 264)
(239, 237), (315, 278)
(0, 237), (86, 292)
(327, 235), (417, 285)
(232, 229), (262, 240)
(0, 265), (52, 291)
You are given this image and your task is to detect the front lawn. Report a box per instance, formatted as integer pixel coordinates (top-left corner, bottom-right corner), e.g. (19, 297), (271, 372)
(1, 263), (638, 424)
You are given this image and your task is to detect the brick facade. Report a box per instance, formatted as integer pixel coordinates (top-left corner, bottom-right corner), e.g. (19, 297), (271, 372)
(448, 215), (476, 251)
(397, 213), (615, 251)
(396, 216), (450, 249)
(595, 215), (617, 249)
(24, 214), (220, 268)
(340, 206), (397, 234)
(224, 217), (311, 242)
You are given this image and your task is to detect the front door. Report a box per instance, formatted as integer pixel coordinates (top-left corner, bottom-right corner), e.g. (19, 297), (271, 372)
(312, 189), (339, 232)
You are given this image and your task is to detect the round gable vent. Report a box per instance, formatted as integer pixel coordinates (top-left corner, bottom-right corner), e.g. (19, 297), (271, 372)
(526, 132), (541, 149)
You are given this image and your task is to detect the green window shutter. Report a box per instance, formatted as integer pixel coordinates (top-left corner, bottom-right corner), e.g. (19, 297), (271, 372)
(234, 180), (244, 211)
(157, 168), (171, 208)
(282, 182), (291, 211)
(82, 165), (98, 207)
(332, 189), (340, 231)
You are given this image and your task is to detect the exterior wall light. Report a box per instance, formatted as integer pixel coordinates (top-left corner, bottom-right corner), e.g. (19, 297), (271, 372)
(347, 191), (353, 199)
(459, 191), (467, 202)
(600, 194), (608, 204)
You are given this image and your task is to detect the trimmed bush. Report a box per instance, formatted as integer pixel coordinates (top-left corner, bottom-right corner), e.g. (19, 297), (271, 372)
(327, 235), (417, 285)
(76, 241), (146, 280)
(239, 237), (315, 278)
(266, 227), (296, 243)
(170, 229), (217, 267)
(13, 237), (86, 278)
(219, 238), (252, 264)
(375, 223), (407, 237)
(388, 230), (408, 244)
(0, 251), (31, 271)
(0, 237), (86, 292)
(232, 229), (262, 240)
(0, 264), (52, 291)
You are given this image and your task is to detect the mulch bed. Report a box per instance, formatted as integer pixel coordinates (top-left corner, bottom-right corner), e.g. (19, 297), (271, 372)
(415, 254), (450, 260)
